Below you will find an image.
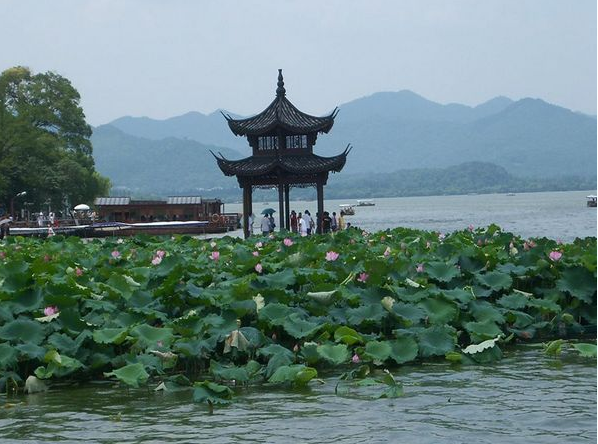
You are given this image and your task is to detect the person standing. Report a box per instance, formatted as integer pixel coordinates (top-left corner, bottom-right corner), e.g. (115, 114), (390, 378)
(290, 210), (298, 233)
(338, 211), (346, 230)
(331, 212), (338, 232)
(261, 214), (270, 235)
(303, 210), (313, 235)
(298, 212), (307, 236)
(322, 211), (332, 233)
(268, 214), (276, 233)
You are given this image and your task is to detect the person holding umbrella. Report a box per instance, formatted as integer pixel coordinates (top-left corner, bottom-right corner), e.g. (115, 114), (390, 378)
(260, 213), (270, 235)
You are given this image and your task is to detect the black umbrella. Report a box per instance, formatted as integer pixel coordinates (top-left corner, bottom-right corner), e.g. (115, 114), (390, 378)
(261, 208), (276, 215)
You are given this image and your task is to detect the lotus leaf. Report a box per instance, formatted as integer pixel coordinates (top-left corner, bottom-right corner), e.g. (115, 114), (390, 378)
(497, 293), (529, 310)
(475, 271), (513, 291)
(130, 324), (174, 348)
(388, 337), (419, 364)
(316, 343), (349, 365)
(462, 335), (502, 354)
(193, 380), (233, 405)
(104, 363), (150, 387)
(333, 326), (363, 345)
(210, 360), (250, 382)
(556, 267), (596, 304)
(365, 341), (392, 362)
(417, 326), (456, 357)
(392, 302), (426, 324)
(0, 319), (45, 344)
(258, 303), (293, 327)
(0, 343), (18, 368)
(93, 327), (129, 345)
(268, 364), (317, 385)
(426, 261), (461, 282)
(255, 269), (296, 289)
(346, 304), (386, 325)
(417, 298), (458, 325)
(571, 343), (597, 358)
(24, 375), (48, 394)
(464, 319), (503, 341)
(283, 313), (322, 339)
(15, 343), (47, 360)
(469, 300), (506, 324)
(299, 342), (320, 364)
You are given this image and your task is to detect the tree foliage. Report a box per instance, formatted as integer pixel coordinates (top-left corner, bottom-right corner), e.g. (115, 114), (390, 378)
(0, 66), (110, 215)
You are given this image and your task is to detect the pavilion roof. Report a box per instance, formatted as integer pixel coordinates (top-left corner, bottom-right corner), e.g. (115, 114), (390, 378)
(222, 70), (338, 136)
(212, 146), (350, 177)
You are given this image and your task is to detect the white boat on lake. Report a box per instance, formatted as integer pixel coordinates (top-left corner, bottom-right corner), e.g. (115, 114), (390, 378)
(356, 199), (375, 206)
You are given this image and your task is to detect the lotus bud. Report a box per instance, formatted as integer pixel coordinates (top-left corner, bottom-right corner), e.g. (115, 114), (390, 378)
(381, 296), (396, 312)
(293, 344), (300, 353)
(271, 333), (277, 341)
(352, 353), (360, 364)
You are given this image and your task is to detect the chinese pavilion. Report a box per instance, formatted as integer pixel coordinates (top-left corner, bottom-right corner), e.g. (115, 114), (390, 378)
(213, 70), (350, 238)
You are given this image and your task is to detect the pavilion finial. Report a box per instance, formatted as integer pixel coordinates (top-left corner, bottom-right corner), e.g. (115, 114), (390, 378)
(276, 69), (286, 97)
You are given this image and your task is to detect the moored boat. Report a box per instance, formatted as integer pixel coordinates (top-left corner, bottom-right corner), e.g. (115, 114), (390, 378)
(587, 195), (597, 207)
(339, 204), (355, 215)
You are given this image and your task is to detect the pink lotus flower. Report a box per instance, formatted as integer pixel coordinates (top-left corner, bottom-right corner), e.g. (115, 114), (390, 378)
(252, 251), (259, 257)
(438, 233), (446, 241)
(75, 267), (83, 276)
(151, 256), (162, 266)
(111, 250), (121, 259)
(325, 251), (339, 261)
(416, 263), (425, 273)
(210, 251), (220, 261)
(357, 272), (369, 283)
(352, 353), (360, 364)
(283, 238), (293, 247)
(468, 224), (474, 232)
(556, 239), (563, 245)
(549, 251), (562, 262)
(255, 263), (263, 273)
(156, 250), (166, 258)
(44, 306), (59, 316)
(383, 247), (391, 257)
(255, 241), (263, 248)
(44, 254), (51, 262)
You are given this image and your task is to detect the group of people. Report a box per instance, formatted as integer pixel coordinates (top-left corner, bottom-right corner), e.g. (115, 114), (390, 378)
(250, 209), (351, 236)
(289, 209), (348, 236)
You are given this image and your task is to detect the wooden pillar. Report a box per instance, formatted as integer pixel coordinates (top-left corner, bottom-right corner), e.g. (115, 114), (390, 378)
(247, 185), (253, 237)
(278, 182), (284, 232)
(284, 184), (290, 230)
(316, 180), (324, 234)
(242, 185), (250, 239)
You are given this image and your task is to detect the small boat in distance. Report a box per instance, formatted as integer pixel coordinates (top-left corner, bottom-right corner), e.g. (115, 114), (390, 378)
(356, 199), (375, 206)
(339, 204), (355, 215)
(586, 195), (597, 207)
(506, 193), (516, 196)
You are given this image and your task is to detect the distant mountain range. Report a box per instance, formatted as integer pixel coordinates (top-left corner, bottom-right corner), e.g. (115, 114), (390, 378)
(92, 90), (597, 199)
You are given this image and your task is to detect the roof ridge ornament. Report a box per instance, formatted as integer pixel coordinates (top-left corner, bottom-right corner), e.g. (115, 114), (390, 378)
(276, 69), (286, 97)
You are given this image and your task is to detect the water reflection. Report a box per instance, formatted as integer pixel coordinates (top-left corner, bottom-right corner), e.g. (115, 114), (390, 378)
(1, 347), (595, 443)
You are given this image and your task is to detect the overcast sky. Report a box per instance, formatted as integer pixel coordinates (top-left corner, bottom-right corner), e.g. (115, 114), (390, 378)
(1, 0), (595, 125)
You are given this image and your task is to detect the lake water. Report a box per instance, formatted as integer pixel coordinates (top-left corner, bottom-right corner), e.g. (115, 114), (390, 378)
(1, 346), (595, 443)
(223, 190), (597, 241)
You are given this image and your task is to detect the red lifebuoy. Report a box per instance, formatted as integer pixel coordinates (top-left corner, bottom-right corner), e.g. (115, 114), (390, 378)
(211, 214), (220, 223)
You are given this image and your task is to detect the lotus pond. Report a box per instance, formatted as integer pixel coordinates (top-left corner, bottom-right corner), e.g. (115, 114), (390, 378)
(0, 226), (596, 425)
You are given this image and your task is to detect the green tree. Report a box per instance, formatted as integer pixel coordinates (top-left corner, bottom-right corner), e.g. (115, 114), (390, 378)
(0, 66), (110, 217)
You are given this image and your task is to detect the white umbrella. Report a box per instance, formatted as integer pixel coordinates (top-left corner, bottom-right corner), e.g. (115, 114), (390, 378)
(74, 204), (90, 211)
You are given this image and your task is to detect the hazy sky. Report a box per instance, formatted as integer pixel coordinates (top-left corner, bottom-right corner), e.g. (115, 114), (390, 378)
(1, 0), (595, 125)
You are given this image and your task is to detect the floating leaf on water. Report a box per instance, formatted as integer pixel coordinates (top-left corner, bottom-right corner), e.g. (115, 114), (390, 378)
(571, 343), (597, 358)
(544, 339), (565, 357)
(462, 335), (502, 355)
(24, 376), (48, 394)
(104, 363), (150, 388)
